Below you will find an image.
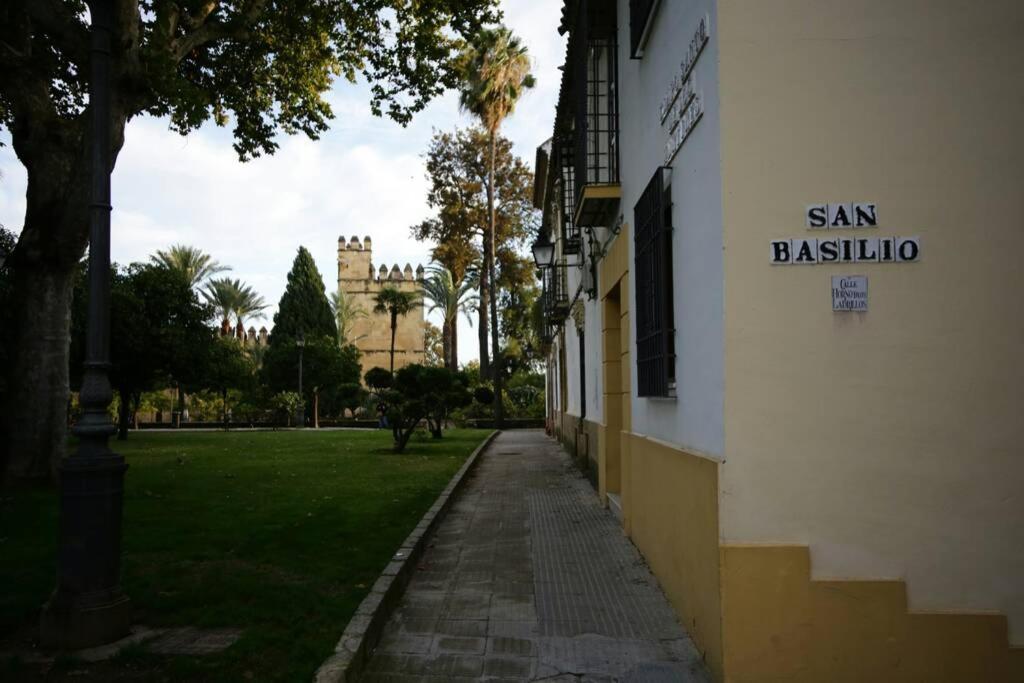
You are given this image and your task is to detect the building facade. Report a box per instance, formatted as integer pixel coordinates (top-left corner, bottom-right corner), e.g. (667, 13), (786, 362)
(337, 235), (425, 377)
(534, 1), (1024, 680)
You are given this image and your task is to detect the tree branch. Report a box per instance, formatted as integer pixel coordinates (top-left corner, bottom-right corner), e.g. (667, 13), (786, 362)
(172, 0), (266, 62)
(24, 0), (89, 67)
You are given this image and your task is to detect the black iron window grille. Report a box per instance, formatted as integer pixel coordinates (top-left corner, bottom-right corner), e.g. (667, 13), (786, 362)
(555, 136), (580, 254)
(629, 0), (659, 59)
(571, 0), (619, 213)
(634, 167), (675, 398)
(543, 264), (570, 323)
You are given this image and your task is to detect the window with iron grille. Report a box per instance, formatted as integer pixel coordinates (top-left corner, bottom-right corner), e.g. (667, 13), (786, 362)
(555, 136), (580, 254)
(633, 167), (675, 397)
(629, 0), (659, 59)
(571, 0), (619, 212)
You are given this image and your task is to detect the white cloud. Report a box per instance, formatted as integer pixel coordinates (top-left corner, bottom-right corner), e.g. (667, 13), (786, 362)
(0, 0), (565, 365)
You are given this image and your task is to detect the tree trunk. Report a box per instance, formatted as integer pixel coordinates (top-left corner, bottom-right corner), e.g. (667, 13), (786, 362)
(222, 388), (228, 430)
(0, 82), (129, 482)
(478, 246), (490, 378)
(441, 317), (453, 370)
(487, 132), (505, 428)
(449, 316), (459, 370)
(390, 313), (398, 375)
(1, 221), (83, 481)
(117, 388), (130, 441)
(313, 390), (320, 429)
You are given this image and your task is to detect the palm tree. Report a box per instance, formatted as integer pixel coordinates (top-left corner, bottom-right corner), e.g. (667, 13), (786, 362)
(421, 265), (477, 370)
(202, 277), (240, 334)
(373, 286), (420, 375)
(202, 278), (266, 336)
(232, 283), (267, 330)
(457, 26), (534, 426)
(152, 244), (230, 288)
(330, 286), (368, 347)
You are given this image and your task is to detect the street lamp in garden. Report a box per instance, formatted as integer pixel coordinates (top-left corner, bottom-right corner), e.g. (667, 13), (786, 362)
(40, 0), (131, 649)
(296, 333), (306, 428)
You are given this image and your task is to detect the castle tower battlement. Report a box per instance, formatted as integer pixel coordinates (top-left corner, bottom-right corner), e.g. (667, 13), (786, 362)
(336, 235), (426, 377)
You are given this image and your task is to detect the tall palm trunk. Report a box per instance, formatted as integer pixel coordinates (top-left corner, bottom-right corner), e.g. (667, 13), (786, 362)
(441, 315), (453, 370)
(452, 313), (460, 368)
(487, 131), (505, 427)
(478, 251), (490, 377)
(390, 311), (398, 375)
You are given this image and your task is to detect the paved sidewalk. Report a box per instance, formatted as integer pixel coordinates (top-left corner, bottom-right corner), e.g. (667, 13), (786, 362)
(359, 430), (711, 682)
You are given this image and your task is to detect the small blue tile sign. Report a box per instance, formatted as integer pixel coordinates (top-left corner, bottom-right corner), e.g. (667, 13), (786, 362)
(832, 275), (868, 312)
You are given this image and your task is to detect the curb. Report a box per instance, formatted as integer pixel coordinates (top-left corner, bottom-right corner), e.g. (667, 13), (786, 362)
(313, 430), (500, 683)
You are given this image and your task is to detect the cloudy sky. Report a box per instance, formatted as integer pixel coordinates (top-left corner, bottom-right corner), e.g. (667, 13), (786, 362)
(0, 1), (565, 365)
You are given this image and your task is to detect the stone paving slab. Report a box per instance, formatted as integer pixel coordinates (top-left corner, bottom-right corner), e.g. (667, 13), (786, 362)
(360, 430), (711, 682)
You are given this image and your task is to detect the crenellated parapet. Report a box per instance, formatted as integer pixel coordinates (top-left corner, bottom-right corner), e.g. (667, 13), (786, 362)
(337, 234), (422, 285)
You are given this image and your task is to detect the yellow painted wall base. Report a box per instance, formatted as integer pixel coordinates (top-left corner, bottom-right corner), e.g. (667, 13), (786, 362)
(720, 545), (1022, 683)
(623, 432), (724, 680)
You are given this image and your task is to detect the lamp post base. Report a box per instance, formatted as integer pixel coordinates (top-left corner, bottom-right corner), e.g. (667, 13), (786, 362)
(40, 591), (131, 651)
(40, 453), (130, 650)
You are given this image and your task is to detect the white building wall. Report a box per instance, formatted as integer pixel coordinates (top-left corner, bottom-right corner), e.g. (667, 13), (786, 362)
(562, 266), (583, 418)
(618, 0), (725, 458)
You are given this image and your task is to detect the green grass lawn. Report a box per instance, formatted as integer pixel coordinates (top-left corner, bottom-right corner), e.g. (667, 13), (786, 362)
(0, 428), (491, 681)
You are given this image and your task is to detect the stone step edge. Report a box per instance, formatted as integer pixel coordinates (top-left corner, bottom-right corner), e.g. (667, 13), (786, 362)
(312, 429), (501, 683)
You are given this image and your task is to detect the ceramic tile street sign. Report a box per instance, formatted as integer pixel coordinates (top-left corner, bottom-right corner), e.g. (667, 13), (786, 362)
(832, 276), (868, 312)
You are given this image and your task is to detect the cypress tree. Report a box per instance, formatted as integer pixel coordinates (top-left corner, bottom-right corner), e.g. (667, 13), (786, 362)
(272, 247), (337, 343)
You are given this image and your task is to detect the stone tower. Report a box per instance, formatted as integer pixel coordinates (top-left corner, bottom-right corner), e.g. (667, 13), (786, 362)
(337, 235), (425, 377)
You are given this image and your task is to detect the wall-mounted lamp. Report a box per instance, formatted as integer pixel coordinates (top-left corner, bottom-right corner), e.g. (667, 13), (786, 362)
(532, 235), (555, 269)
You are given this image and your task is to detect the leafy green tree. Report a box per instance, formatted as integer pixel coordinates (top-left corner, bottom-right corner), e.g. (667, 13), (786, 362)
(373, 286), (421, 375)
(421, 367), (472, 438)
(270, 392), (303, 428)
(365, 367), (393, 391)
(273, 247), (338, 343)
(152, 245), (229, 289)
(261, 338), (361, 426)
(336, 382), (369, 419)
(71, 263), (215, 440)
(203, 337), (257, 428)
(422, 265), (477, 369)
(424, 322), (445, 368)
(456, 26), (534, 428)
(411, 127), (535, 375)
(0, 0), (498, 481)
(497, 252), (542, 372)
(380, 364), (468, 451)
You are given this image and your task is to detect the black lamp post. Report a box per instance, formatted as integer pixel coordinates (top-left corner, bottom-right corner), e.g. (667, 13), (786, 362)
(40, 0), (131, 649)
(296, 333), (306, 428)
